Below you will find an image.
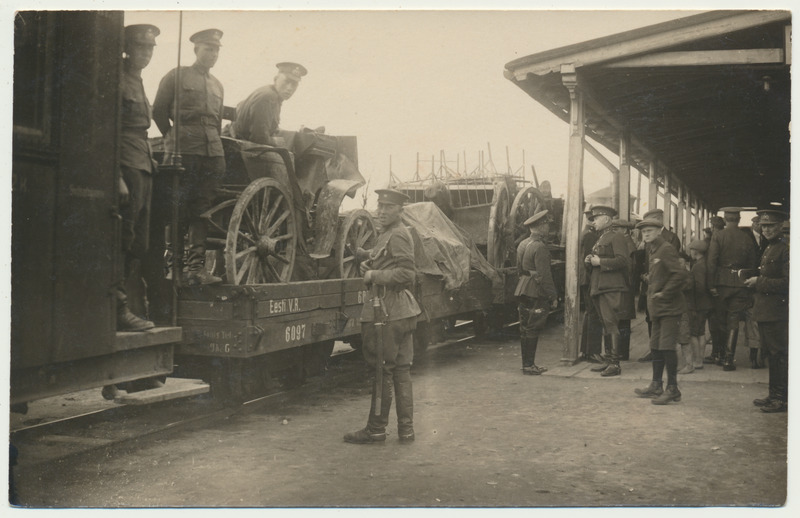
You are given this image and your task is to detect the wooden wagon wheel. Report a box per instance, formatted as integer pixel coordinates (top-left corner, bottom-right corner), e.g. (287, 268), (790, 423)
(486, 181), (511, 267)
(335, 209), (377, 278)
(225, 177), (297, 285)
(508, 186), (546, 265)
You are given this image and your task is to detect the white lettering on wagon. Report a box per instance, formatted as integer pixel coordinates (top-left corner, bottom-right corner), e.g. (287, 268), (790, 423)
(269, 298), (300, 314)
(285, 324), (306, 342)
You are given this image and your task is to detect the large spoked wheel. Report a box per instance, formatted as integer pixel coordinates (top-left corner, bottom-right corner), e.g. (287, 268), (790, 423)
(508, 186), (546, 264)
(486, 182), (511, 268)
(225, 177), (297, 285)
(335, 209), (377, 278)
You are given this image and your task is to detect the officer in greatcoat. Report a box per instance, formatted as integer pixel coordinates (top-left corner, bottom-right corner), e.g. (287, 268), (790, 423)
(152, 28), (226, 285)
(344, 189), (421, 444)
(514, 210), (558, 375)
(634, 217), (688, 404)
(584, 205), (630, 377)
(744, 209), (789, 413)
(580, 207), (604, 363)
(706, 207), (758, 370)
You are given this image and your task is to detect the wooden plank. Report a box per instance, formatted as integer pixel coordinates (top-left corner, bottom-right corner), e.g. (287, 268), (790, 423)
(114, 326), (182, 352)
(603, 48), (784, 68)
(619, 133), (631, 220)
(114, 379), (210, 405)
(582, 140), (618, 174)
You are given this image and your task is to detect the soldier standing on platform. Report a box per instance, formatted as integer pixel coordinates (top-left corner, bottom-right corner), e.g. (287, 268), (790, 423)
(229, 62), (308, 146)
(116, 24), (160, 332)
(745, 210), (789, 413)
(344, 189), (421, 444)
(584, 205), (630, 377)
(152, 28), (226, 286)
(514, 210), (558, 375)
(706, 207), (758, 371)
(580, 208), (604, 363)
(634, 217), (688, 404)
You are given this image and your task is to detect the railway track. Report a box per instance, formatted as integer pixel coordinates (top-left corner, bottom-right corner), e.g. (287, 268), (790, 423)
(10, 320), (515, 468)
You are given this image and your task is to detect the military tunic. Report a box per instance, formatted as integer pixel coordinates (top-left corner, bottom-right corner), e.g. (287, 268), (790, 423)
(230, 85), (282, 145)
(752, 235), (789, 401)
(514, 234), (556, 338)
(646, 236), (688, 350)
(588, 228), (630, 336)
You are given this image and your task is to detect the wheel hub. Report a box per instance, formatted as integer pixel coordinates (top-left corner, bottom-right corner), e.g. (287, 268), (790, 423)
(256, 235), (278, 258)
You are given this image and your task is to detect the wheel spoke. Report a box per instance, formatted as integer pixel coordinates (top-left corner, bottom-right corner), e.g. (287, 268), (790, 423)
(262, 193), (284, 233)
(235, 254), (253, 284)
(243, 209), (260, 241)
(265, 257), (283, 281)
(266, 210), (290, 236)
(235, 246), (257, 260)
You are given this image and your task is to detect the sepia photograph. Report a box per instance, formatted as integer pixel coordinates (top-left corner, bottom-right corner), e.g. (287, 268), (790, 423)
(5, 0), (795, 512)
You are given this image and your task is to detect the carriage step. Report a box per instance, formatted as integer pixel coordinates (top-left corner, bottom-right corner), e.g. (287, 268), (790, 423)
(113, 378), (209, 405)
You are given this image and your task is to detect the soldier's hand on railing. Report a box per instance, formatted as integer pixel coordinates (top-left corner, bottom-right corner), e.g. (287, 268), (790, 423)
(363, 269), (375, 285)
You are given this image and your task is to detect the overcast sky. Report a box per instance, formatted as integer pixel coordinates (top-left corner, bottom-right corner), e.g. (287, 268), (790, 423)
(122, 8), (699, 212)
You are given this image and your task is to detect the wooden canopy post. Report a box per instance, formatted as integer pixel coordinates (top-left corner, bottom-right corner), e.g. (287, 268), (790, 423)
(677, 182), (685, 246)
(619, 131), (631, 220)
(636, 165), (642, 215)
(561, 64), (584, 365)
(663, 172), (672, 232)
(684, 186), (693, 244)
(648, 161), (658, 212)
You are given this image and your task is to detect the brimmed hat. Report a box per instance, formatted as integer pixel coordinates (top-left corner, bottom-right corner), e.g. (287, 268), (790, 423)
(375, 188), (410, 206)
(756, 209), (788, 226)
(190, 28), (223, 47)
(125, 24), (160, 46)
(588, 205), (617, 220)
(641, 208), (664, 223)
(636, 219), (662, 230)
(689, 239), (709, 252)
(276, 62), (308, 82)
(719, 206), (743, 215)
(523, 210), (549, 227)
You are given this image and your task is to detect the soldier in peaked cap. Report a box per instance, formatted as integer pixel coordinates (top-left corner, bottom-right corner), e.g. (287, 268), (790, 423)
(584, 205), (630, 377)
(514, 211), (558, 375)
(642, 208), (681, 251)
(344, 187), (421, 444)
(114, 23), (161, 333)
(706, 206), (758, 371)
(633, 217), (688, 404)
(153, 28), (226, 286)
(580, 205), (604, 363)
(606, 218), (638, 362)
(230, 61), (309, 147)
(744, 209), (789, 412)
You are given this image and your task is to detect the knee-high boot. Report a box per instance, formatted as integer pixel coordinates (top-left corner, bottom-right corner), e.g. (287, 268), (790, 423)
(366, 372), (394, 434)
(601, 334), (621, 377)
(185, 220), (221, 285)
(394, 365), (414, 441)
(520, 337), (534, 369)
(722, 329), (738, 371)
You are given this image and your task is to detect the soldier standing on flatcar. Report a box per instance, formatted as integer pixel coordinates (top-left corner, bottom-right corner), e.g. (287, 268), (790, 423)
(514, 210), (558, 375)
(584, 205), (630, 377)
(116, 24), (160, 332)
(152, 29), (225, 286)
(634, 217), (688, 404)
(706, 207), (758, 371)
(229, 62), (308, 146)
(745, 209), (789, 413)
(344, 189), (421, 444)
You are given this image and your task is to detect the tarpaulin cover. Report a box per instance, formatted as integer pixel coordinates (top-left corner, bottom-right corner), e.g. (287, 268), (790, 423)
(401, 202), (504, 303)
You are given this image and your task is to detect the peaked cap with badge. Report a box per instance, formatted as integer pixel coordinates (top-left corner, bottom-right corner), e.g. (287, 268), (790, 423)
(375, 188), (410, 206)
(190, 28), (223, 46)
(277, 62), (308, 82)
(125, 24), (160, 46)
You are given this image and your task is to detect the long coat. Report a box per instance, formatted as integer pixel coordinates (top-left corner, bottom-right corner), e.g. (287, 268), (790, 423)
(646, 236), (688, 318)
(588, 229), (630, 296)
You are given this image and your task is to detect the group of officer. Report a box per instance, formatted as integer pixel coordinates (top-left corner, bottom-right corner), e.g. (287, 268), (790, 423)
(116, 23), (308, 331)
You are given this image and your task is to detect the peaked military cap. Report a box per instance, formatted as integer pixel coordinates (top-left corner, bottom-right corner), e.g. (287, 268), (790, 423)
(375, 188), (410, 206)
(277, 62), (308, 82)
(589, 205), (617, 219)
(636, 218), (662, 229)
(756, 209), (788, 226)
(524, 210), (549, 227)
(642, 208), (665, 222)
(125, 24), (160, 46)
(689, 239), (709, 252)
(718, 206), (743, 214)
(190, 28), (223, 46)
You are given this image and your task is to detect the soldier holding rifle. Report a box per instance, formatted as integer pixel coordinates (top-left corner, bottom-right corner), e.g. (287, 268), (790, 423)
(344, 189), (421, 444)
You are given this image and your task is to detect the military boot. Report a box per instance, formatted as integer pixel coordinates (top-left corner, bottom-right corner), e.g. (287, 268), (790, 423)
(522, 337), (547, 375)
(117, 305), (154, 332)
(394, 366), (415, 442)
(722, 329), (738, 371)
(600, 334), (621, 377)
(749, 348), (762, 369)
(634, 380), (663, 398)
(344, 375), (392, 444)
(184, 221), (222, 286)
(651, 384), (681, 405)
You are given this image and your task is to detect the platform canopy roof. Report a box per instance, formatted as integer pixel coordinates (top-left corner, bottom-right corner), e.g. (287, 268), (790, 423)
(504, 10), (791, 211)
